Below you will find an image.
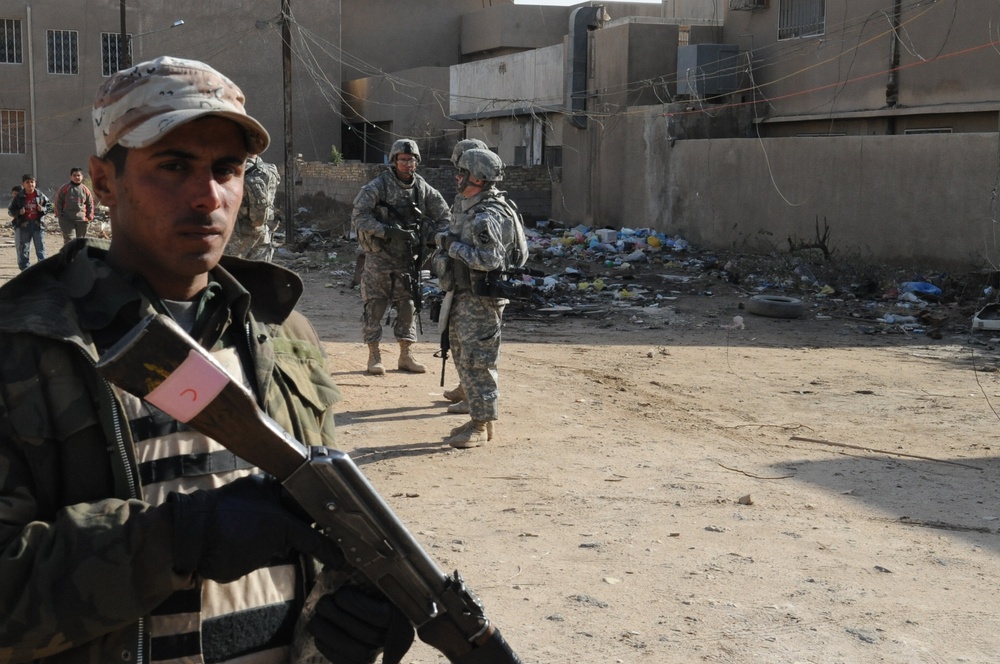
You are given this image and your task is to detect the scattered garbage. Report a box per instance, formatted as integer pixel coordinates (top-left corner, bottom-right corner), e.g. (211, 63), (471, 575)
(269, 210), (997, 338)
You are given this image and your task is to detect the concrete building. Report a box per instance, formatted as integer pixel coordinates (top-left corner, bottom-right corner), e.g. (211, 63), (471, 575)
(446, 0), (1000, 266)
(0, 0), (346, 196)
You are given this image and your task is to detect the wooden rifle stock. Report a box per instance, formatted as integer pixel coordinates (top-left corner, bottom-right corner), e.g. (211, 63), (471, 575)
(95, 314), (522, 664)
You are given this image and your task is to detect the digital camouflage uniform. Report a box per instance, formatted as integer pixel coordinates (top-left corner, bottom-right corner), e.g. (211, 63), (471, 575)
(440, 188), (523, 423)
(0, 239), (341, 664)
(226, 155), (280, 262)
(352, 168), (449, 344)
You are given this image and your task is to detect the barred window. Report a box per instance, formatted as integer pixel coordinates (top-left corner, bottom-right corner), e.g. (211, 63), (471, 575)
(0, 18), (22, 64)
(47, 30), (78, 74)
(0, 109), (26, 153)
(778, 0), (825, 40)
(101, 32), (130, 76)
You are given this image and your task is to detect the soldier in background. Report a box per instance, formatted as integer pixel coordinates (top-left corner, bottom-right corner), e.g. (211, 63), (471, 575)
(352, 138), (451, 375)
(226, 154), (280, 261)
(432, 149), (527, 448)
(437, 139), (489, 413)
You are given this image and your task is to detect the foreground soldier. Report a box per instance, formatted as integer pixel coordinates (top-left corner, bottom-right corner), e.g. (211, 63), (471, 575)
(0, 56), (410, 664)
(352, 139), (450, 375)
(433, 149), (527, 448)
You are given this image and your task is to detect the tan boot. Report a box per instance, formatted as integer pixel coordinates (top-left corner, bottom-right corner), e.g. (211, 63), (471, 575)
(447, 400), (470, 414)
(447, 420), (489, 448)
(397, 341), (427, 373)
(367, 343), (385, 375)
(443, 384), (465, 403)
(449, 419), (495, 440)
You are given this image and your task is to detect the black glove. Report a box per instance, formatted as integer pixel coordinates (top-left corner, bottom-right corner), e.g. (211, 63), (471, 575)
(307, 585), (415, 664)
(169, 473), (344, 583)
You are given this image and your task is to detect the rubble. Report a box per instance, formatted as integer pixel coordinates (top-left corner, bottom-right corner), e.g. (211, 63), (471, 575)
(219, 216), (1000, 340)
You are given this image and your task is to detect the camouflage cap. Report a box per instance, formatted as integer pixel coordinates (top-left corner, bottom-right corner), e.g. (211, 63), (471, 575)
(92, 56), (270, 158)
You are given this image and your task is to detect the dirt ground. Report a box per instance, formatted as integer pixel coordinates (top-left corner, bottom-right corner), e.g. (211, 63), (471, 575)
(6, 225), (1000, 663)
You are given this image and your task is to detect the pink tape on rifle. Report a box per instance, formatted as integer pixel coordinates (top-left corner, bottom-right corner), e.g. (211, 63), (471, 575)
(145, 350), (231, 422)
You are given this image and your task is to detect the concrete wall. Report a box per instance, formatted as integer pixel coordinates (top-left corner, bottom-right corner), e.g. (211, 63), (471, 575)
(461, 5), (569, 56)
(342, 67), (462, 164)
(593, 22), (680, 107)
(0, 0), (342, 190)
(574, 105), (1000, 268)
(342, 0), (513, 71)
(450, 45), (565, 119)
(723, 0), (1000, 125)
(294, 161), (553, 225)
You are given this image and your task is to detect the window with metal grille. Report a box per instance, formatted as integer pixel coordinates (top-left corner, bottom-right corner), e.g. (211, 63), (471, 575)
(101, 32), (130, 76)
(0, 109), (26, 153)
(47, 30), (78, 74)
(778, 0), (825, 40)
(0, 19), (22, 64)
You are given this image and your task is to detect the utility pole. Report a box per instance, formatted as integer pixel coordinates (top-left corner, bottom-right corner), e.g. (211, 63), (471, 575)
(282, 0), (294, 243)
(119, 0), (130, 69)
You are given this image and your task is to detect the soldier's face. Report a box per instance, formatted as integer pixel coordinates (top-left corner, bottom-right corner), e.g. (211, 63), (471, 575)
(92, 117), (247, 300)
(394, 155), (417, 180)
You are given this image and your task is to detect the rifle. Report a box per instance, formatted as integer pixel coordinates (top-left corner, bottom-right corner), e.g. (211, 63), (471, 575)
(475, 267), (547, 301)
(434, 291), (454, 387)
(380, 201), (435, 334)
(95, 314), (523, 664)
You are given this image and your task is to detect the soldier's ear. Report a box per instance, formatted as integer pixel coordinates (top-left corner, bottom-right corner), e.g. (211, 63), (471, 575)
(88, 155), (116, 207)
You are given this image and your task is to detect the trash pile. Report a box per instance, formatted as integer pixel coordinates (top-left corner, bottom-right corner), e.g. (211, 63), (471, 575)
(278, 219), (998, 339)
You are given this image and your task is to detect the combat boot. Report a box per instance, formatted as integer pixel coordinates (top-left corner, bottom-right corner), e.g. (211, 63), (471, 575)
(447, 400), (470, 414)
(443, 384), (465, 403)
(447, 420), (490, 448)
(449, 419), (495, 440)
(397, 341), (427, 373)
(367, 344), (385, 375)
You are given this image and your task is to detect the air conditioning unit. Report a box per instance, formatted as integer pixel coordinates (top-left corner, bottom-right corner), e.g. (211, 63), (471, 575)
(677, 44), (740, 97)
(730, 0), (767, 10)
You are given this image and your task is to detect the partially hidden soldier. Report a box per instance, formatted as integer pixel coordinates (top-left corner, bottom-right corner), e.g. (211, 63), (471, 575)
(352, 138), (451, 375)
(7, 173), (52, 271)
(0, 56), (413, 664)
(225, 153), (280, 261)
(54, 166), (96, 245)
(432, 148), (528, 448)
(438, 139), (488, 414)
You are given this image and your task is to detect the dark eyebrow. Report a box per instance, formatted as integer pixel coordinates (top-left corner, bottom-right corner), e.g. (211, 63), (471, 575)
(148, 148), (246, 168)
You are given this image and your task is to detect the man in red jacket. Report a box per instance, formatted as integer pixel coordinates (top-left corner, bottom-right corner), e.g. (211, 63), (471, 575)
(54, 167), (96, 244)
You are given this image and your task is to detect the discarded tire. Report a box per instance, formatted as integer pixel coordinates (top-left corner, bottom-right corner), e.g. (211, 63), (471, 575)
(745, 295), (805, 319)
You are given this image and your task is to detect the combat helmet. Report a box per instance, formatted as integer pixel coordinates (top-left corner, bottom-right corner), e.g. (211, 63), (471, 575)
(457, 148), (504, 183)
(450, 138), (488, 167)
(389, 138), (420, 163)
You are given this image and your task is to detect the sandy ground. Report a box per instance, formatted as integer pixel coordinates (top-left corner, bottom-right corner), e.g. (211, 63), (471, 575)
(6, 225), (1000, 663)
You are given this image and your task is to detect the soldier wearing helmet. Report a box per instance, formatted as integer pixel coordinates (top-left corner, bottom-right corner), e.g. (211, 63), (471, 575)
(449, 138), (488, 168)
(352, 138), (451, 375)
(432, 148), (528, 448)
(439, 138), (490, 410)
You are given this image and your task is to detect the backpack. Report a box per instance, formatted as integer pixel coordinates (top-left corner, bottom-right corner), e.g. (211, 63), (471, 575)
(241, 159), (280, 228)
(484, 191), (528, 269)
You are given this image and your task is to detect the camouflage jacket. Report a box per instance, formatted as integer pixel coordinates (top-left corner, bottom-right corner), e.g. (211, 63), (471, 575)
(437, 188), (520, 296)
(0, 239), (341, 664)
(352, 169), (449, 261)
